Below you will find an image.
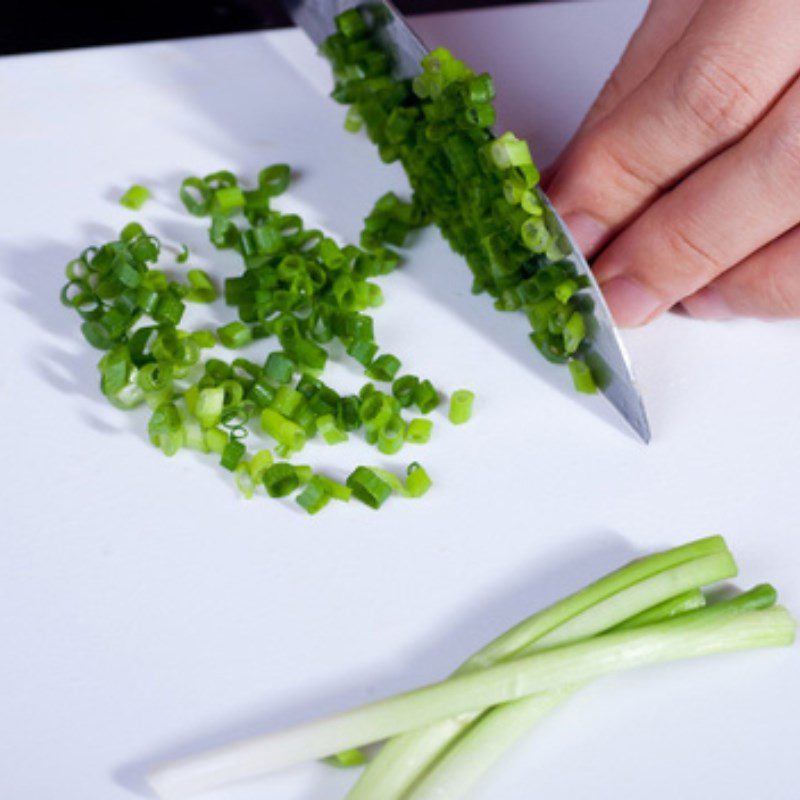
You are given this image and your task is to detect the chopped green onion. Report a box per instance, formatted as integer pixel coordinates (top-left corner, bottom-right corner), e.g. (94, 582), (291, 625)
(346, 466), (393, 509)
(314, 475), (352, 502)
(216, 321), (252, 349)
(180, 177), (212, 216)
(220, 437), (246, 471)
(336, 7), (368, 38)
(296, 476), (331, 515)
(316, 25), (597, 382)
(371, 468), (407, 496)
(61, 162), (468, 513)
(414, 379), (440, 414)
(405, 462), (432, 497)
(153, 292), (185, 326)
(234, 462), (256, 498)
(344, 107), (363, 133)
(136, 362), (172, 393)
(248, 449), (274, 483)
(489, 132), (534, 170)
(448, 389), (475, 425)
(182, 417), (208, 452)
(258, 164), (291, 197)
(120, 184), (151, 210)
(205, 358), (231, 382)
(347, 339), (378, 367)
(204, 170), (238, 189)
(317, 415), (348, 445)
(563, 311), (586, 354)
(377, 414), (405, 455)
(249, 377), (276, 408)
(262, 462), (300, 497)
(294, 465), (313, 485)
(271, 386), (304, 419)
(195, 387), (224, 428)
(260, 408), (306, 451)
(186, 270), (217, 303)
(191, 330), (217, 348)
(264, 352), (295, 384)
(147, 402), (183, 456)
(121, 221), (145, 241)
(213, 186), (245, 216)
(392, 375), (419, 407)
(406, 418), (433, 444)
(569, 358), (597, 394)
(554, 278), (579, 303)
(274, 443), (295, 459)
(359, 392), (394, 431)
(366, 353), (401, 382)
(204, 426), (228, 455)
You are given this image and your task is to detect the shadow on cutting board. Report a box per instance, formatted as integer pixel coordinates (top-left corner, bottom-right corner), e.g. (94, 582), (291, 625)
(0, 234), (143, 437)
(0, 231), (292, 499)
(128, 27), (637, 443)
(115, 531), (639, 797)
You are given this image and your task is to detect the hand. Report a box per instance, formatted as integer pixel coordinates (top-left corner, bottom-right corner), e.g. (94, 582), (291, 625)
(544, 0), (800, 325)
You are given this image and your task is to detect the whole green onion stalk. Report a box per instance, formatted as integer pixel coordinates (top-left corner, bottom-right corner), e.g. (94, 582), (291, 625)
(347, 536), (734, 799)
(146, 537), (796, 799)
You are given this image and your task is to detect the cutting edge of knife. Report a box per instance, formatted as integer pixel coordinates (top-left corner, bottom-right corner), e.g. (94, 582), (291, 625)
(284, 0), (651, 443)
(539, 192), (652, 444)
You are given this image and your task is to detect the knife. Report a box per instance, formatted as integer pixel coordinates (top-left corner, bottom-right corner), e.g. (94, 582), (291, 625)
(283, 0), (651, 443)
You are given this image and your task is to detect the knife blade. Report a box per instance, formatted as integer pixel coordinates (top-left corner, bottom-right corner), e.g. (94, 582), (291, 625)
(283, 0), (651, 443)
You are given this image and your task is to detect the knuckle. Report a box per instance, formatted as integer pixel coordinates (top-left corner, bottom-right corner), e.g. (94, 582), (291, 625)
(674, 47), (761, 140)
(662, 222), (725, 283)
(590, 136), (660, 200)
(608, 149), (657, 198)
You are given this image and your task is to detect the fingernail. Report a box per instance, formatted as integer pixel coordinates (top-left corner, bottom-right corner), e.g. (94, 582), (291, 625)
(682, 287), (734, 320)
(600, 276), (663, 327)
(561, 212), (607, 257)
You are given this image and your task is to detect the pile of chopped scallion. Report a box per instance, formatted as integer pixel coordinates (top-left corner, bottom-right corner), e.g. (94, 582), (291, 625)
(147, 535), (796, 798)
(321, 7), (600, 393)
(61, 166), (476, 513)
(60, 5), (617, 511)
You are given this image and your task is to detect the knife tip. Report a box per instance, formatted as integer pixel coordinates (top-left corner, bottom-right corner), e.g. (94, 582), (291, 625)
(629, 401), (652, 445)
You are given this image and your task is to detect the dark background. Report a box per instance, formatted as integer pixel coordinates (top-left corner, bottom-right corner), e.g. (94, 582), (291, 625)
(3, 0), (538, 57)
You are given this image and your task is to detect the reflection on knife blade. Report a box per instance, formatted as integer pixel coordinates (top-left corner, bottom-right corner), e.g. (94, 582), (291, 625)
(285, 0), (650, 442)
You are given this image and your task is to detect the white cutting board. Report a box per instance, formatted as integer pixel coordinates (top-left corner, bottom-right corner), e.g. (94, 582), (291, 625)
(1, 2), (798, 799)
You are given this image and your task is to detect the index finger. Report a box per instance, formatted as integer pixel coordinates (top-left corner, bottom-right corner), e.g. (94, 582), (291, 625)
(542, 0), (703, 184)
(546, 0), (800, 256)
(573, 0), (704, 136)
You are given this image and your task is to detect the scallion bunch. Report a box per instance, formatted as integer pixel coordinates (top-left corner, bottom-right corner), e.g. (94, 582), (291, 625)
(147, 536), (796, 799)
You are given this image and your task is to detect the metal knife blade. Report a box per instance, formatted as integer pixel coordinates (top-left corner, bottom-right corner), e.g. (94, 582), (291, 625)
(283, 0), (651, 443)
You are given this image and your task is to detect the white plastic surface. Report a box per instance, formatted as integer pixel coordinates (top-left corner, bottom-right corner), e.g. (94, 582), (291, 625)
(1, 3), (798, 799)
